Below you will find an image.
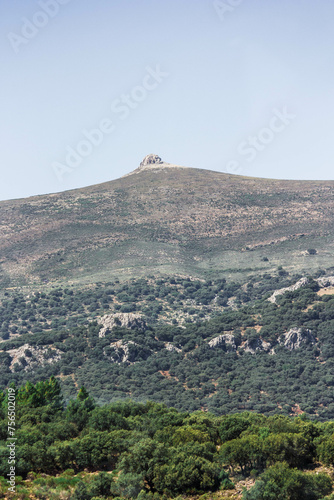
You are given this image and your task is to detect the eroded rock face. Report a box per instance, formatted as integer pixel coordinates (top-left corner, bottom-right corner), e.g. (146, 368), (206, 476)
(268, 277), (309, 303)
(98, 313), (146, 338)
(103, 340), (152, 364)
(268, 275), (334, 304)
(242, 338), (271, 354)
(104, 340), (136, 364)
(280, 327), (315, 351)
(7, 344), (62, 372)
(317, 276), (334, 287)
(165, 342), (182, 353)
(139, 154), (163, 169)
(208, 334), (237, 351)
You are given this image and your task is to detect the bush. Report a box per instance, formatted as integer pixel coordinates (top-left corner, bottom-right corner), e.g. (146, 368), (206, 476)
(307, 249), (317, 255)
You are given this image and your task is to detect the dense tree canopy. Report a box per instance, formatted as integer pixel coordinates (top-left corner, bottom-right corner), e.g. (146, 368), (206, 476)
(0, 381), (334, 498)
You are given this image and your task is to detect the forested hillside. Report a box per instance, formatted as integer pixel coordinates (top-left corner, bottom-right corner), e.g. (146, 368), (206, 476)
(2, 270), (334, 419)
(1, 378), (334, 499)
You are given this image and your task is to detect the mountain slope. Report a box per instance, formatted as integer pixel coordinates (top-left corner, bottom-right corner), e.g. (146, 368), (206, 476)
(2, 273), (334, 419)
(1, 155), (334, 286)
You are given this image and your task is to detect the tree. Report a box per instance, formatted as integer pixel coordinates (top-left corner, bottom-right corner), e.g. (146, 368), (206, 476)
(112, 472), (145, 498)
(153, 447), (220, 494)
(119, 438), (167, 490)
(17, 377), (63, 409)
(243, 462), (332, 500)
(66, 387), (95, 431)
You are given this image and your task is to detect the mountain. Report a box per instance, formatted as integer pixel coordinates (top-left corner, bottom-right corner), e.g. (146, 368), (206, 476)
(1, 154), (334, 288)
(1, 157), (334, 420)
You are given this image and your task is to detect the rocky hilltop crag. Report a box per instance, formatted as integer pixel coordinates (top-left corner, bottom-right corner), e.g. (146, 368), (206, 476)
(125, 153), (188, 176)
(139, 154), (163, 169)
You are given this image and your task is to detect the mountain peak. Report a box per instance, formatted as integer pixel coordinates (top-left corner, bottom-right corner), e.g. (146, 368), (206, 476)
(123, 154), (187, 177)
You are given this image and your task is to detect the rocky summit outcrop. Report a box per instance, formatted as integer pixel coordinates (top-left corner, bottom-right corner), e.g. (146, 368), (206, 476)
(208, 334), (237, 351)
(139, 154), (163, 169)
(7, 344), (62, 372)
(280, 327), (315, 351)
(127, 154), (187, 176)
(98, 313), (146, 338)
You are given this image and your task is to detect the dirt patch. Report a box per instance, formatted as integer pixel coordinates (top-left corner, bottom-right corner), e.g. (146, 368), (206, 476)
(317, 287), (334, 296)
(290, 403), (304, 416)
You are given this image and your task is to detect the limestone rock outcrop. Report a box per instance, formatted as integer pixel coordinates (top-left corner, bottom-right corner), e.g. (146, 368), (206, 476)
(280, 327), (315, 351)
(268, 275), (334, 303)
(139, 154), (163, 169)
(103, 339), (152, 364)
(268, 277), (309, 303)
(317, 276), (334, 287)
(242, 338), (272, 354)
(104, 340), (136, 364)
(98, 313), (146, 338)
(7, 344), (62, 372)
(208, 334), (237, 351)
(165, 342), (182, 353)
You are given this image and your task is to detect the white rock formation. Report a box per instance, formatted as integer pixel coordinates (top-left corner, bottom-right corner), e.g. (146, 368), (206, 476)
(317, 276), (334, 287)
(268, 275), (334, 304)
(104, 340), (136, 364)
(139, 154), (163, 168)
(280, 327), (315, 351)
(165, 342), (182, 353)
(242, 338), (271, 354)
(7, 343), (62, 372)
(123, 154), (188, 177)
(208, 334), (236, 350)
(268, 278), (310, 303)
(98, 313), (146, 338)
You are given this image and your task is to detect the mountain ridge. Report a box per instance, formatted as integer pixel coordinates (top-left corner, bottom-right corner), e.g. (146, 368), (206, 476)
(1, 156), (334, 287)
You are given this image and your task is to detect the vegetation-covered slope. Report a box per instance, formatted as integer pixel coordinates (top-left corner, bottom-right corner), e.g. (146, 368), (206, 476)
(1, 379), (334, 499)
(2, 270), (334, 420)
(1, 161), (334, 285)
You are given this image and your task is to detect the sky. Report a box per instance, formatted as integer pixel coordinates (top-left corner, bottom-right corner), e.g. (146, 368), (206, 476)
(1, 0), (334, 201)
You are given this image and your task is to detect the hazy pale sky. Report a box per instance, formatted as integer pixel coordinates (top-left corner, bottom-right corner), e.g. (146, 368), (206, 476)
(1, 0), (334, 201)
